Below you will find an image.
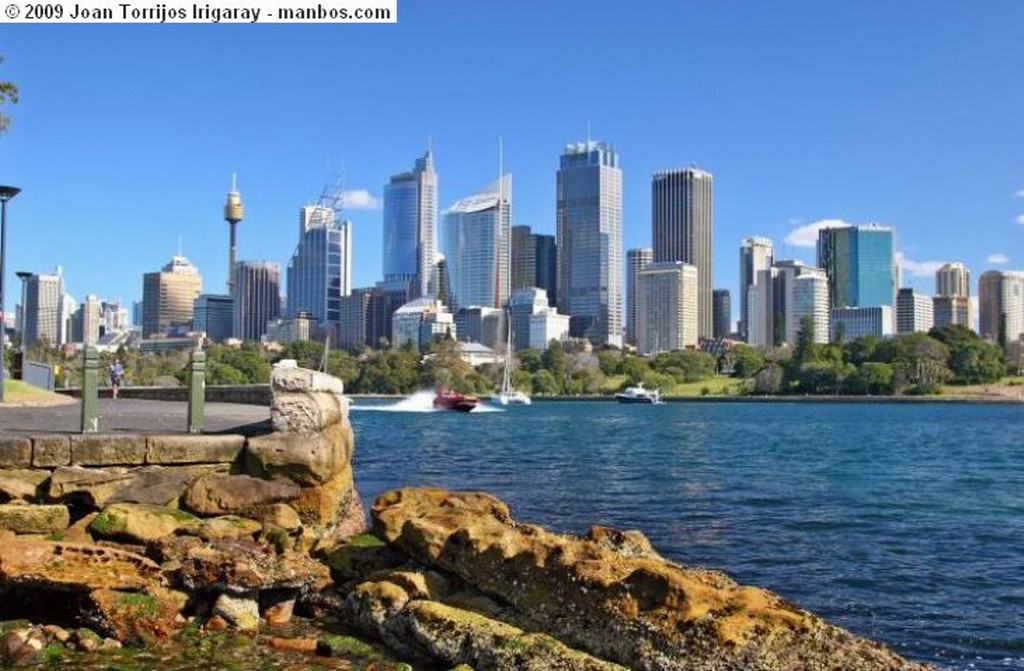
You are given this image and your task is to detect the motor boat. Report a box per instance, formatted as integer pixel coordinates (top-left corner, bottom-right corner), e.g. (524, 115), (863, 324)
(615, 383), (663, 404)
(433, 390), (479, 412)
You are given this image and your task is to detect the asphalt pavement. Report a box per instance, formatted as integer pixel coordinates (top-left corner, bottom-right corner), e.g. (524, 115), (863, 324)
(0, 398), (270, 435)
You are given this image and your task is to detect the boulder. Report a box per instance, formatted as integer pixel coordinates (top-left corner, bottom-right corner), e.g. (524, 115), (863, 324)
(85, 587), (187, 644)
(246, 503), (302, 533)
(291, 462), (365, 534)
(89, 503), (198, 544)
(270, 391), (348, 435)
(0, 504), (69, 534)
(48, 466), (134, 509)
(372, 487), (931, 671)
(182, 473), (300, 516)
(245, 423), (351, 486)
(212, 593), (260, 630)
(271, 364), (345, 395)
(0, 470), (49, 503)
(188, 515), (262, 541)
(0, 538), (161, 592)
(107, 465), (225, 507)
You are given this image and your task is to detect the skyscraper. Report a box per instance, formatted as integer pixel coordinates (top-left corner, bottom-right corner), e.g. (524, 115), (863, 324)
(535, 233), (557, 307)
(73, 294), (103, 345)
(712, 289), (731, 339)
(637, 261), (698, 355)
(556, 141), (622, 346)
(443, 174), (511, 310)
(896, 288), (935, 334)
(194, 294), (234, 342)
(816, 224), (895, 310)
(626, 248), (653, 346)
(652, 167), (713, 339)
(510, 225), (536, 292)
(142, 256), (202, 339)
(978, 270), (1024, 346)
(233, 260), (281, 342)
(22, 271), (64, 347)
(934, 261), (972, 331)
(792, 273), (830, 344)
(286, 204), (351, 328)
(739, 237), (774, 341)
(936, 261), (971, 298)
(383, 151), (438, 299)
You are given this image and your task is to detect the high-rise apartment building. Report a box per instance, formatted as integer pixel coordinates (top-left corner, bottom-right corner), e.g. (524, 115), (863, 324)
(978, 270), (1024, 346)
(896, 288), (935, 334)
(739, 237), (774, 342)
(637, 261), (699, 355)
(22, 271), (65, 347)
(652, 167), (713, 339)
(233, 260), (280, 342)
(443, 174), (512, 311)
(936, 261), (971, 298)
(816, 224), (895, 310)
(73, 295), (103, 345)
(933, 296), (972, 330)
(934, 261), (972, 332)
(747, 261), (826, 348)
(792, 273), (830, 344)
(383, 151), (438, 299)
(626, 248), (653, 346)
(286, 204), (351, 329)
(712, 289), (731, 339)
(556, 141), (622, 346)
(142, 256), (202, 339)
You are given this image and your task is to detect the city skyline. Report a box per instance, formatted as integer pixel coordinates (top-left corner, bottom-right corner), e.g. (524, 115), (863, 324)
(0, 1), (1021, 323)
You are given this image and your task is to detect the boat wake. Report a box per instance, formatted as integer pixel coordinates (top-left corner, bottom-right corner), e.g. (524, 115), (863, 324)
(351, 391), (503, 413)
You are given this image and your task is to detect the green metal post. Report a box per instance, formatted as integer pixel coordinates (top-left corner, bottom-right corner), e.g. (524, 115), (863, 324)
(80, 347), (98, 433)
(187, 350), (206, 434)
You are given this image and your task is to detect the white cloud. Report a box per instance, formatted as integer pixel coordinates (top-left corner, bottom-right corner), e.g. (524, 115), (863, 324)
(783, 219), (851, 248)
(1014, 189), (1024, 198)
(341, 189), (380, 211)
(987, 253), (1009, 264)
(1016, 214), (1024, 226)
(895, 251), (945, 278)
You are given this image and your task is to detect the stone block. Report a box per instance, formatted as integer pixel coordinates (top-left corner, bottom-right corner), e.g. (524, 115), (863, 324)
(48, 465), (135, 508)
(32, 435), (71, 468)
(0, 469), (50, 503)
(245, 423), (350, 486)
(0, 436), (32, 469)
(271, 365), (345, 395)
(182, 473), (301, 516)
(0, 503), (69, 534)
(146, 435), (245, 465)
(71, 435), (146, 466)
(271, 391), (348, 434)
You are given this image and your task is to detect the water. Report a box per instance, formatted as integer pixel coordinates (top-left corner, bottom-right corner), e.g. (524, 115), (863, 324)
(350, 398), (1024, 670)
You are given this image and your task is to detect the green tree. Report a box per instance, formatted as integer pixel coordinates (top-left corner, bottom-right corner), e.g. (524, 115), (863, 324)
(930, 324), (1005, 384)
(0, 56), (17, 134)
(531, 369), (559, 395)
(847, 362), (894, 395)
(729, 344), (765, 379)
(516, 348), (543, 374)
(843, 335), (882, 366)
(793, 316), (820, 364)
(650, 349), (717, 382)
(878, 333), (951, 394)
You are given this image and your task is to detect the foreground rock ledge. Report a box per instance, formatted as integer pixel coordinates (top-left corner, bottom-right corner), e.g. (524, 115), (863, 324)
(371, 487), (931, 671)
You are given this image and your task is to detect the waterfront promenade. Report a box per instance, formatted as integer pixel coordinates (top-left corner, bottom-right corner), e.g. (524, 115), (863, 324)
(0, 398), (270, 435)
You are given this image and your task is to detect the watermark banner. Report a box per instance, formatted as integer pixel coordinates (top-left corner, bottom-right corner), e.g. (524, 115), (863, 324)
(2, 0), (395, 22)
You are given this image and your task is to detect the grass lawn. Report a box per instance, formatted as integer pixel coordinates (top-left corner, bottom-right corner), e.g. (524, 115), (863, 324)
(1, 379), (74, 406)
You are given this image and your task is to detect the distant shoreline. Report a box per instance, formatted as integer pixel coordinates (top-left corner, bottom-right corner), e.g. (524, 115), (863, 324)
(349, 393), (1024, 405)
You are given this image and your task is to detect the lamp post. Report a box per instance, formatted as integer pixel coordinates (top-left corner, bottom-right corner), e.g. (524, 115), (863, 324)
(0, 185), (22, 404)
(15, 271), (30, 376)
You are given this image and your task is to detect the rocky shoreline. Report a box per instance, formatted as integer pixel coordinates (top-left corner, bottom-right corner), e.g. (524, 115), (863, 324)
(0, 364), (933, 669)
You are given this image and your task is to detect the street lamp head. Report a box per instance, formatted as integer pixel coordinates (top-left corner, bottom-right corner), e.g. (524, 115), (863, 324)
(15, 271), (30, 281)
(0, 186), (20, 202)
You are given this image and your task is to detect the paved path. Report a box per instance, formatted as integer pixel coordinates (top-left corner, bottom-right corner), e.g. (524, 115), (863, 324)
(0, 399), (270, 435)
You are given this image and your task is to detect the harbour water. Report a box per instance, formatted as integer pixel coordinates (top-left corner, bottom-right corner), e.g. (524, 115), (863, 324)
(351, 395), (1024, 670)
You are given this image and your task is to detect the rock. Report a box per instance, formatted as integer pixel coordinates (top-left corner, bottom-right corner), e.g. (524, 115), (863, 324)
(187, 515), (262, 541)
(245, 424), (351, 486)
(89, 503), (198, 543)
(212, 593), (260, 631)
(266, 635), (318, 653)
(372, 487), (931, 671)
(270, 391), (348, 434)
(0, 436), (32, 468)
(271, 365), (345, 395)
(320, 533), (407, 584)
(107, 465), (225, 507)
(584, 525), (662, 559)
(0, 503), (69, 534)
(0, 470), (47, 503)
(291, 462), (365, 532)
(260, 591), (296, 625)
(63, 513), (97, 543)
(31, 435), (71, 468)
(247, 503), (303, 532)
(0, 538), (161, 591)
(160, 537), (330, 596)
(204, 615), (229, 632)
(145, 435), (245, 465)
(86, 587), (188, 644)
(69, 435), (146, 467)
(182, 473), (300, 516)
(341, 574), (626, 671)
(48, 465), (134, 509)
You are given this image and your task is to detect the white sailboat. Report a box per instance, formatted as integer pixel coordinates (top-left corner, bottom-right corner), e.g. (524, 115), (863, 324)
(491, 317), (531, 406)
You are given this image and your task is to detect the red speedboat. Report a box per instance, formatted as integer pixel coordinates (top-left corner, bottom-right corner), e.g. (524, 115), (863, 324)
(433, 390), (479, 412)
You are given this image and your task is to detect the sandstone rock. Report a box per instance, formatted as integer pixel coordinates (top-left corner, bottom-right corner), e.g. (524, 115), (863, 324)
(182, 473), (300, 517)
(246, 424), (351, 486)
(160, 537), (330, 596)
(212, 593), (260, 630)
(69, 435), (146, 467)
(107, 464), (226, 507)
(0, 436), (32, 468)
(188, 515), (262, 541)
(0, 538), (160, 591)
(63, 513), (97, 543)
(32, 435), (71, 468)
(48, 465), (134, 509)
(0, 470), (49, 503)
(90, 503), (198, 543)
(341, 574), (627, 671)
(246, 503), (303, 532)
(267, 635), (318, 653)
(320, 533), (407, 584)
(271, 365), (345, 395)
(271, 391), (348, 435)
(372, 487), (931, 671)
(291, 461), (365, 533)
(146, 435), (245, 465)
(86, 586), (187, 644)
(0, 503), (69, 534)
(260, 591), (296, 625)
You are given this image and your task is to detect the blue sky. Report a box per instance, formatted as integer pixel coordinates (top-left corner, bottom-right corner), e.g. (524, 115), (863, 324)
(1, 0), (1022, 322)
